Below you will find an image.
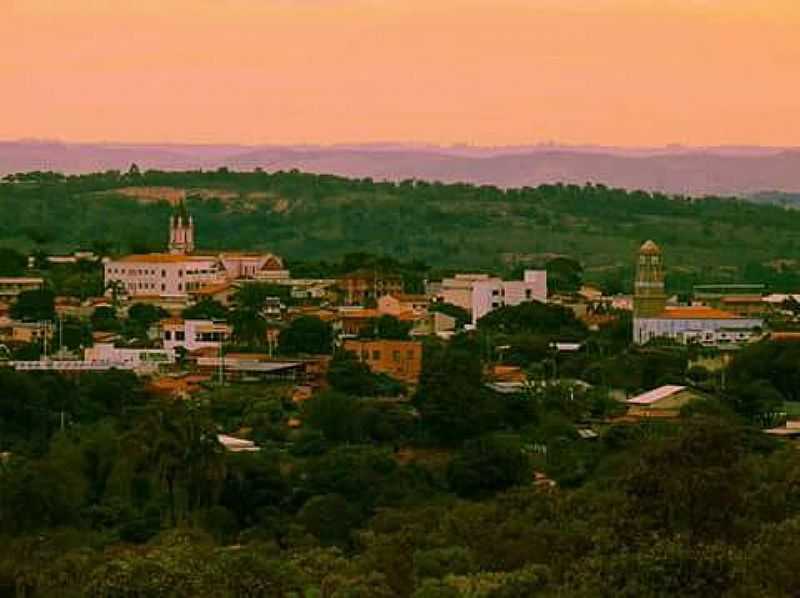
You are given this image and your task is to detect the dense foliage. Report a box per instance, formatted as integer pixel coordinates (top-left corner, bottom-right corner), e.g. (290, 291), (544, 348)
(4, 169), (800, 291)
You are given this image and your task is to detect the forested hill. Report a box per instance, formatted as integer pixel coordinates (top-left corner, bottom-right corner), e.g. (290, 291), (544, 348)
(3, 169), (800, 291)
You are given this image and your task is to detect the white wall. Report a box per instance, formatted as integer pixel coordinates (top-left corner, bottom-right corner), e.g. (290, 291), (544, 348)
(162, 320), (231, 352)
(471, 270), (548, 325)
(84, 343), (175, 368)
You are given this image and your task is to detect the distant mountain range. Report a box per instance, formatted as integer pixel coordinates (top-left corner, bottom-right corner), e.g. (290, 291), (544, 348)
(3, 140), (800, 197)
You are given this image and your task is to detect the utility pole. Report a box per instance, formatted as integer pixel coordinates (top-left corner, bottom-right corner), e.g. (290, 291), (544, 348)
(42, 321), (49, 360)
(218, 337), (224, 387)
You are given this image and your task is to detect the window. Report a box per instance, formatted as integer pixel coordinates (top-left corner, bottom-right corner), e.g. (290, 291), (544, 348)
(178, 283), (182, 291)
(176, 331), (185, 341)
(525, 289), (532, 299)
(407, 350), (414, 359)
(161, 284), (165, 291)
(162, 270), (166, 277)
(372, 350), (381, 360)
(361, 350), (369, 360)
(393, 350), (400, 362)
(164, 331), (172, 340)
(178, 270), (183, 277)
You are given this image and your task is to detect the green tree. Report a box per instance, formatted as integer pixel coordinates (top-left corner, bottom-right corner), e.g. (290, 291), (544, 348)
(10, 288), (55, 322)
(376, 314), (412, 340)
(545, 256), (583, 294)
(278, 316), (333, 355)
(125, 303), (167, 340)
(304, 391), (365, 443)
(90, 306), (119, 332)
(183, 298), (229, 320)
(0, 248), (27, 276)
(477, 301), (587, 339)
(447, 435), (529, 498)
(414, 338), (497, 445)
(130, 401), (225, 525)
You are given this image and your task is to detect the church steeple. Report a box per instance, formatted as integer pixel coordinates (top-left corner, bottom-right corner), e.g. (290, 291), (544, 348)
(634, 240), (666, 318)
(169, 201), (195, 254)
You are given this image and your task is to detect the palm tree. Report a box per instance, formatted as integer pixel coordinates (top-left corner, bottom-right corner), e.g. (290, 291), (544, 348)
(129, 400), (225, 526)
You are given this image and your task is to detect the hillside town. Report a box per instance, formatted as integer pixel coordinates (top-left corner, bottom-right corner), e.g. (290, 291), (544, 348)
(0, 202), (789, 415)
(4, 198), (800, 595)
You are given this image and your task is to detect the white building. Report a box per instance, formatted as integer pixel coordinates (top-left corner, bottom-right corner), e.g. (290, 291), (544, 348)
(436, 274), (492, 312)
(104, 203), (286, 301)
(471, 270), (548, 325)
(84, 343), (175, 372)
(161, 318), (232, 352)
(633, 307), (763, 346)
(632, 240), (764, 346)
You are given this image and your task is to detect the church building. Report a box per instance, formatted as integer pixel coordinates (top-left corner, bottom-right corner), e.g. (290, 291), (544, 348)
(104, 202), (287, 301)
(632, 240), (763, 346)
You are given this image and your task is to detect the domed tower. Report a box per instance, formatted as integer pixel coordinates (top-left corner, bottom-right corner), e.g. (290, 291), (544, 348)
(169, 201), (195, 255)
(634, 240), (666, 318)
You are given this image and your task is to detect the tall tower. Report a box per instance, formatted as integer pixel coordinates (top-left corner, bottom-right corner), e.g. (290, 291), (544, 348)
(634, 240), (667, 318)
(169, 201), (195, 255)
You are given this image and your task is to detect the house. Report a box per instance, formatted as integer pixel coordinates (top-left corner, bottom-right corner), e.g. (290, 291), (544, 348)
(471, 270), (548, 325)
(765, 421), (800, 439)
(189, 282), (237, 306)
(625, 385), (707, 418)
(436, 274), (492, 312)
(83, 343), (175, 372)
(160, 318), (232, 352)
(0, 320), (53, 344)
(338, 308), (381, 338)
(337, 270), (404, 306)
(218, 434), (260, 452)
(378, 293), (429, 317)
(0, 277), (44, 300)
(343, 338), (423, 384)
(409, 311), (457, 338)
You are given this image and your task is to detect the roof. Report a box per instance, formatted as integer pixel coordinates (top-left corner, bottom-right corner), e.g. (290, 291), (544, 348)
(160, 317), (185, 326)
(218, 434), (259, 452)
(396, 310), (424, 322)
(392, 293), (428, 303)
(339, 308), (381, 319)
(764, 423), (800, 437)
(627, 385), (687, 405)
(721, 296), (764, 304)
(639, 240), (661, 255)
(191, 282), (233, 296)
(657, 306), (743, 320)
(116, 254), (191, 264)
(769, 332), (800, 342)
(0, 277), (44, 284)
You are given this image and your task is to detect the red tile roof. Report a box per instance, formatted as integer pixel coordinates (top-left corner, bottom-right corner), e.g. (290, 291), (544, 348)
(657, 306), (742, 320)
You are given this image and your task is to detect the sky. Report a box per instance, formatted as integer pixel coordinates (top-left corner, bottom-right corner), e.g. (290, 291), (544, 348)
(2, 0), (799, 146)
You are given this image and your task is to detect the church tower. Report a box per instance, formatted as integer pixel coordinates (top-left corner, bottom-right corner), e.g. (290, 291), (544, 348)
(634, 240), (667, 318)
(168, 201), (195, 255)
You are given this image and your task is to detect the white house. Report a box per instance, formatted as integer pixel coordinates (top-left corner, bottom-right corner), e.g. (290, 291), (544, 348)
(161, 318), (232, 352)
(437, 274), (491, 312)
(471, 270), (548, 325)
(84, 343), (175, 372)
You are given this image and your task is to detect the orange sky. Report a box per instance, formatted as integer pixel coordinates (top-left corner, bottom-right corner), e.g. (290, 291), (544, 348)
(2, 0), (799, 146)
